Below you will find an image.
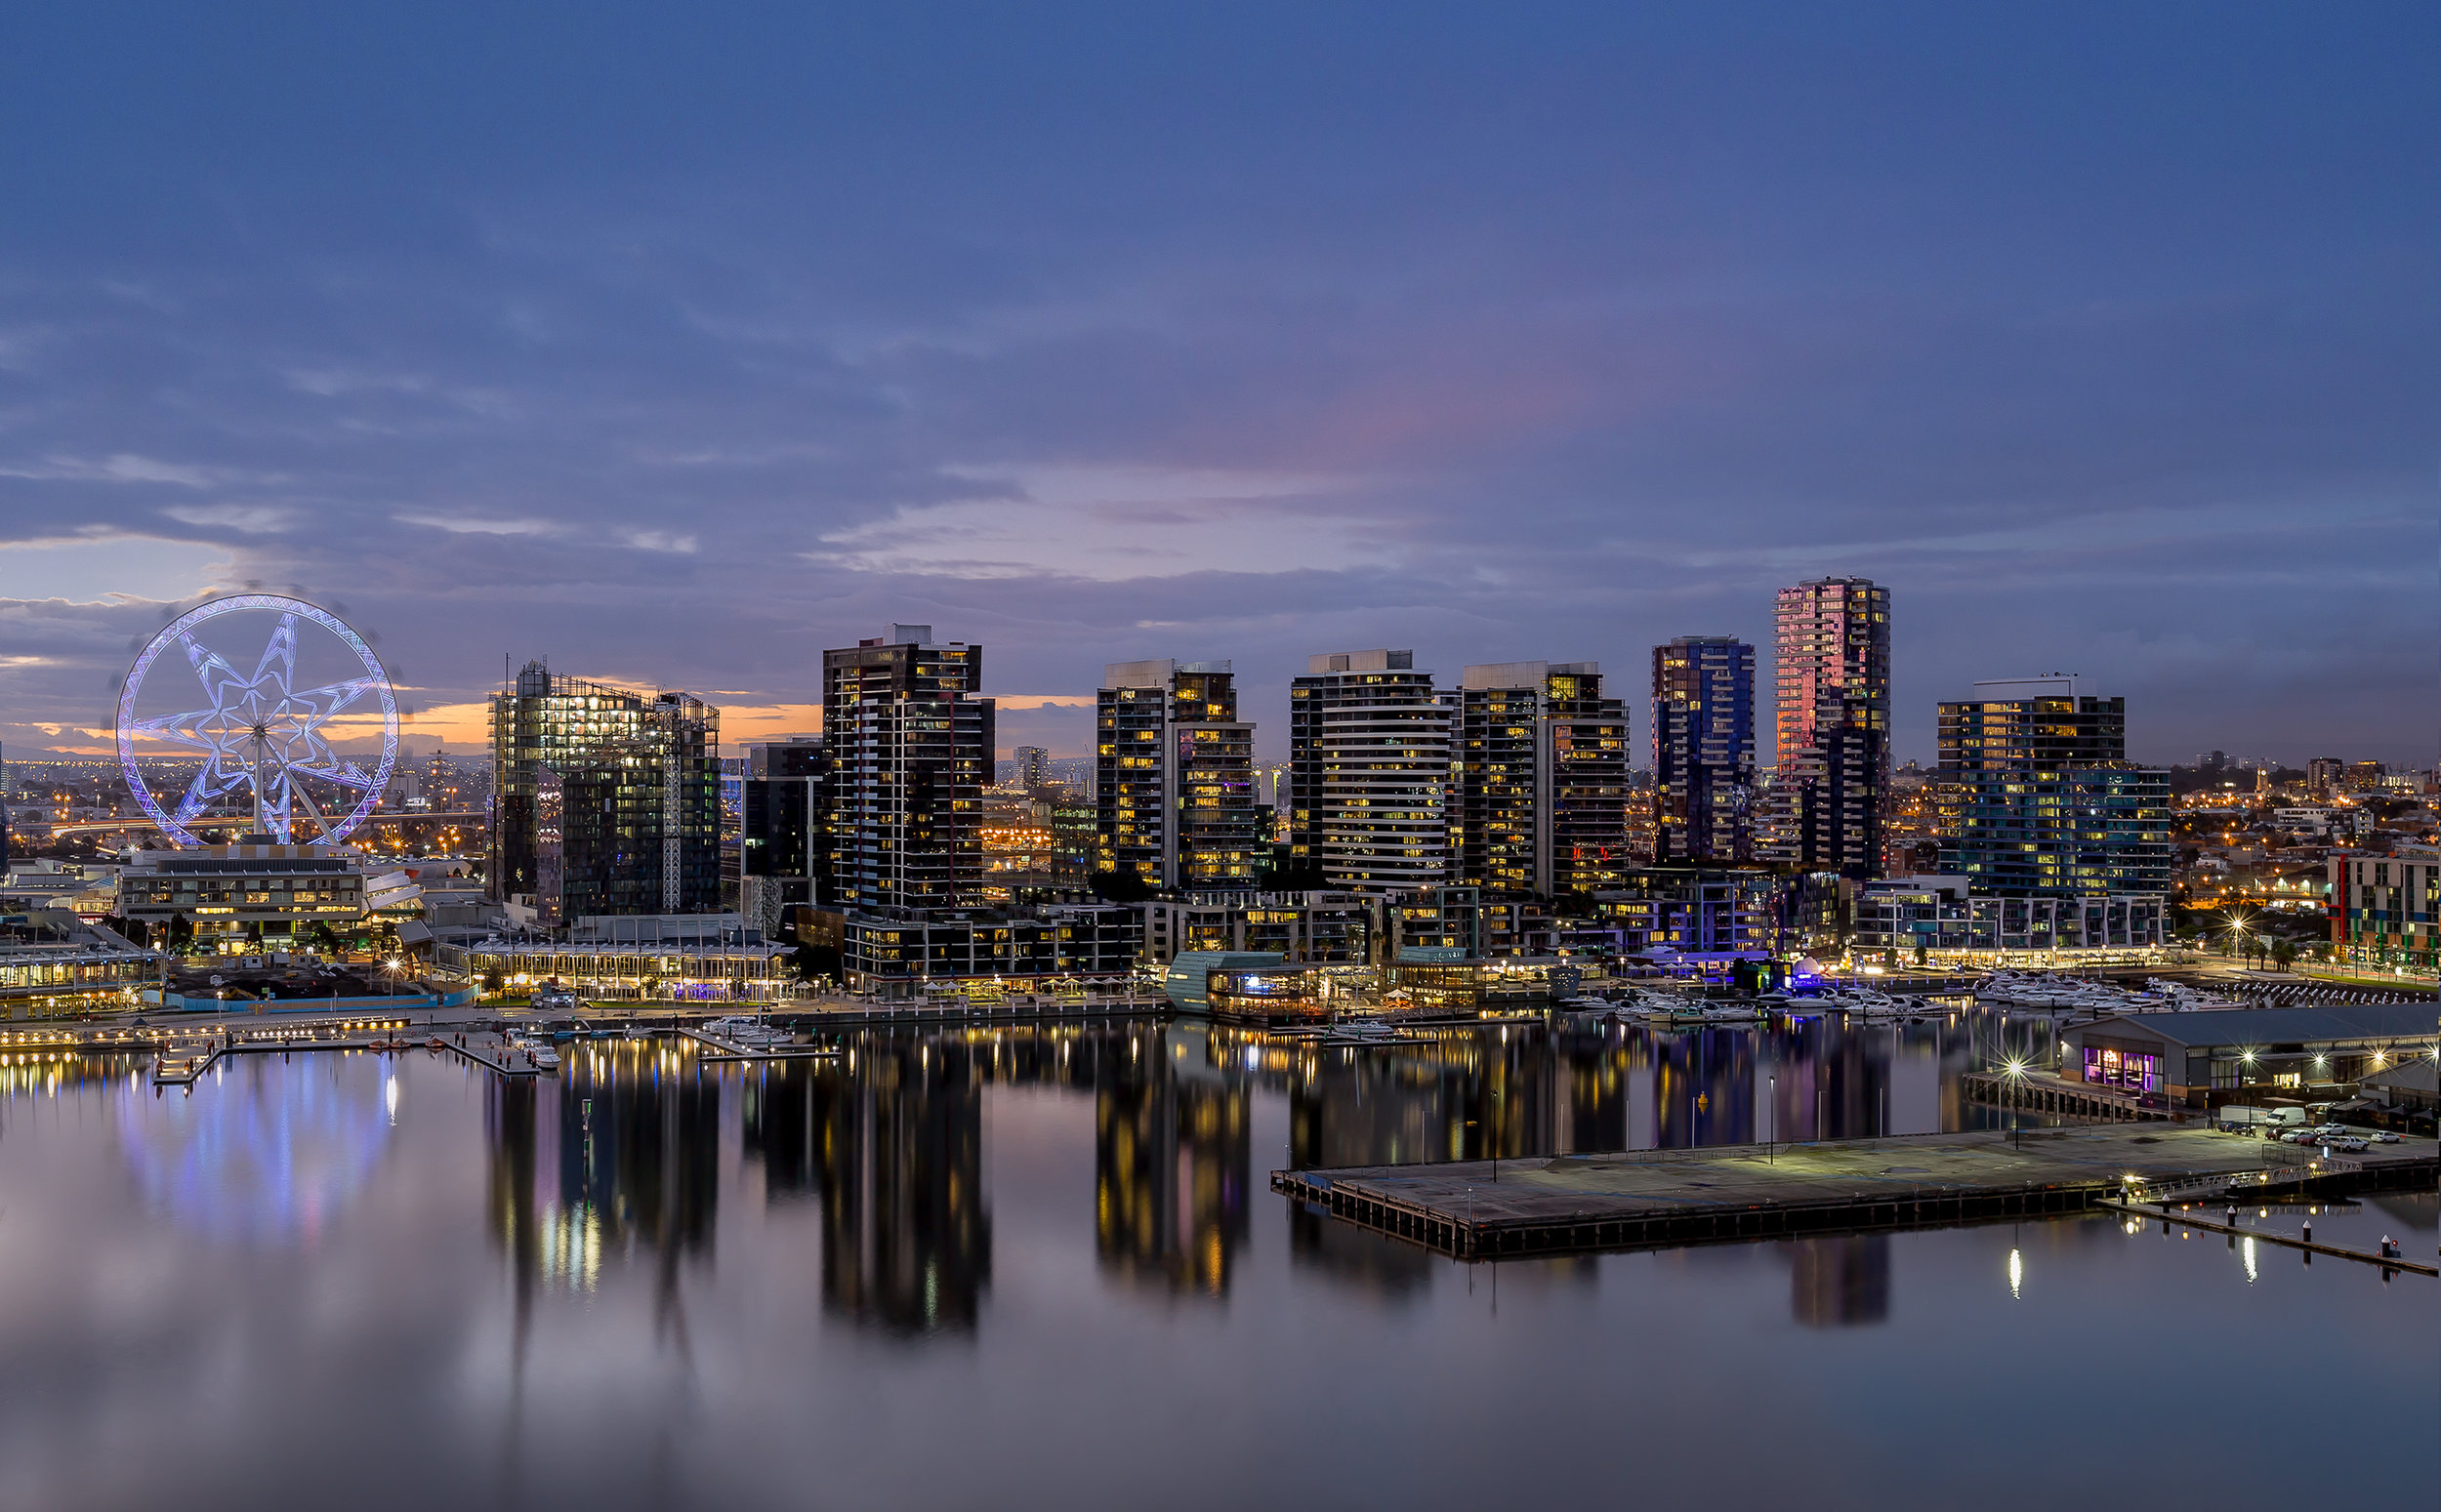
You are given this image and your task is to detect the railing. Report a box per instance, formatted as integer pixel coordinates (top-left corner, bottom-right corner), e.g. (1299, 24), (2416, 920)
(2130, 1148), (2364, 1205)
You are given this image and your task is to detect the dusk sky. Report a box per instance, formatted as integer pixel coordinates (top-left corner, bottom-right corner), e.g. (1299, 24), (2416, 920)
(1, 3), (2432, 769)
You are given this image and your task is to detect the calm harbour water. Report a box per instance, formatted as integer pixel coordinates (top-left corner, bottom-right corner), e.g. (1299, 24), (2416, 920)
(0, 1014), (2430, 1511)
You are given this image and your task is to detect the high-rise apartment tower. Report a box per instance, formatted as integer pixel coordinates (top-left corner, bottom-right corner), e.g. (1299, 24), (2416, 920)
(820, 626), (995, 911)
(1289, 650), (1451, 894)
(1651, 636), (1756, 863)
(741, 735), (826, 935)
(1096, 660), (1262, 891)
(1449, 662), (1630, 897)
(1768, 578), (1890, 879)
(1936, 677), (2171, 896)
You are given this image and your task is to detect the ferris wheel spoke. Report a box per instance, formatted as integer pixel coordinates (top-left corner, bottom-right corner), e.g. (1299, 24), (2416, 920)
(287, 675), (383, 721)
(123, 709), (222, 750)
(292, 781), (337, 841)
(256, 767), (295, 842)
(291, 759), (379, 791)
(179, 633), (246, 705)
(169, 762), (246, 824)
(252, 613), (300, 693)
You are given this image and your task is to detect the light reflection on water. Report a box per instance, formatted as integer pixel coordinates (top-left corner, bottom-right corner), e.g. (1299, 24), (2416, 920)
(0, 1015), (2427, 1512)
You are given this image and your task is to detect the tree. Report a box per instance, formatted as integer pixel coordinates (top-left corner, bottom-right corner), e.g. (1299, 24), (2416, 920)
(790, 943), (842, 983)
(1914, 938), (1929, 967)
(481, 966), (506, 995)
(165, 912), (194, 953)
(2270, 938), (2298, 971)
(308, 921), (342, 955)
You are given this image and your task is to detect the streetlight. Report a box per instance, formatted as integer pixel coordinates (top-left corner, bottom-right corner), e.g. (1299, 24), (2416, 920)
(1767, 1072), (1776, 1164)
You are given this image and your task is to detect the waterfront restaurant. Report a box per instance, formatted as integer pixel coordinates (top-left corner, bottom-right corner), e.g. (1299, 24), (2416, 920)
(0, 910), (159, 1018)
(424, 914), (795, 1002)
(2062, 1002), (2441, 1110)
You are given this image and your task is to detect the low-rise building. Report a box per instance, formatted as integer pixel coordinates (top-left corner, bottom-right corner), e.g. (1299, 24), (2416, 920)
(1139, 891), (1381, 967)
(831, 903), (1141, 993)
(1592, 867), (1780, 957)
(426, 912), (790, 1001)
(0, 909), (157, 1017)
(118, 843), (378, 951)
(2328, 844), (2438, 973)
(1852, 875), (2165, 962)
(2063, 1002), (2438, 1109)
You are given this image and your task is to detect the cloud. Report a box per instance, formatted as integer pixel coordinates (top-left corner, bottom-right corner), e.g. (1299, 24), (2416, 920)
(393, 512), (563, 536)
(0, 455), (279, 488)
(816, 465), (1384, 581)
(160, 504), (296, 534)
(618, 529), (698, 554)
(0, 536), (234, 605)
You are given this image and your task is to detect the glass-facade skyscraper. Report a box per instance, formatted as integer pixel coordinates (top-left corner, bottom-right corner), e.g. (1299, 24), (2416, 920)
(1651, 635), (1756, 864)
(487, 660), (723, 924)
(1936, 678), (2171, 896)
(1767, 578), (1890, 879)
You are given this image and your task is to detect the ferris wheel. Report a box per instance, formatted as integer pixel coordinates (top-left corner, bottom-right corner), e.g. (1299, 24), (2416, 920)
(114, 593), (399, 847)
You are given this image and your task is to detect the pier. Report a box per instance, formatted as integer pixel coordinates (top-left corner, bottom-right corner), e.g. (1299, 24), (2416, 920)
(1272, 1125), (2440, 1261)
(1959, 1069), (2166, 1122)
(2100, 1200), (2438, 1277)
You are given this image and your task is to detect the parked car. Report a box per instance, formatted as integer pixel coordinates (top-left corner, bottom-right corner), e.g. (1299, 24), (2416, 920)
(2363, 1129), (2403, 1144)
(2321, 1135), (2370, 1153)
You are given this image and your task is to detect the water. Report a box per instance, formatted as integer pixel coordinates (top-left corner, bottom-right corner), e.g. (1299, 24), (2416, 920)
(0, 1016), (2429, 1511)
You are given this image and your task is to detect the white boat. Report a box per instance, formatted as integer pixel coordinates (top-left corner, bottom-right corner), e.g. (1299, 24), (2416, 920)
(1321, 1018), (1401, 1044)
(525, 1040), (560, 1070)
(703, 1016), (790, 1048)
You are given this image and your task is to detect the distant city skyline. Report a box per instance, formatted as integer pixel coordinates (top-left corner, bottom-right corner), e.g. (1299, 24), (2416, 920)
(0, 7), (2431, 770)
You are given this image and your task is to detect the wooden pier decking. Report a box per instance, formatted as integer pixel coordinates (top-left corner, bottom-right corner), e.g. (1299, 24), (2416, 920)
(1272, 1125), (2441, 1261)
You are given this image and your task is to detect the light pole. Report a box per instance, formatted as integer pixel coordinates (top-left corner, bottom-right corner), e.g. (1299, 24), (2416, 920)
(1767, 1072), (1776, 1164)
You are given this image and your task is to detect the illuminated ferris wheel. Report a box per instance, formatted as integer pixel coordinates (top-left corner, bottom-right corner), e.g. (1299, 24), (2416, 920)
(114, 593), (399, 847)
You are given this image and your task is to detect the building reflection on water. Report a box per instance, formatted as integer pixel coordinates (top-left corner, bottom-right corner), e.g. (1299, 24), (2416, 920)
(1789, 1235), (1891, 1327)
(1096, 1022), (1249, 1297)
(462, 1007), (2002, 1330)
(743, 1036), (991, 1332)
